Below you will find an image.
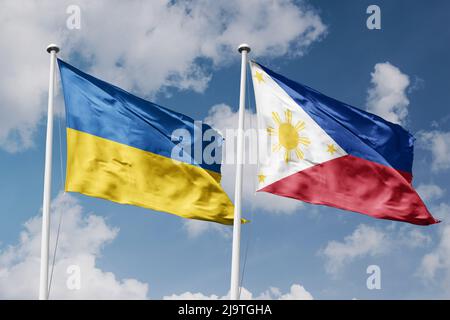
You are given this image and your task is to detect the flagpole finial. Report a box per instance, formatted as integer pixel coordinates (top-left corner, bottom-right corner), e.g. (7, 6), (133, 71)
(46, 44), (60, 54)
(238, 43), (251, 53)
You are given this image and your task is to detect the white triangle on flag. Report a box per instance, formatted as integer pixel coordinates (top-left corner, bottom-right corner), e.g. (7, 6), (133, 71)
(250, 61), (347, 191)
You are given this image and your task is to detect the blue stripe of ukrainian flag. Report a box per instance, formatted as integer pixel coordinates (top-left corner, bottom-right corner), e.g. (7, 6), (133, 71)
(58, 59), (236, 224)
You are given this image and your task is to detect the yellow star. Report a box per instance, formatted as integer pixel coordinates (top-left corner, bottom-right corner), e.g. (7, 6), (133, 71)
(327, 144), (337, 155)
(258, 173), (266, 183)
(255, 71), (264, 83)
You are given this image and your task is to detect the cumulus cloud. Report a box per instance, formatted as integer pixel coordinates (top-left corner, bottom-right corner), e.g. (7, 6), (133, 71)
(0, 1), (63, 151)
(320, 224), (388, 275)
(259, 284), (313, 300)
(418, 203), (450, 293)
(0, 0), (326, 152)
(417, 130), (450, 172)
(0, 193), (148, 299)
(163, 283), (313, 300)
(366, 62), (411, 124)
(183, 219), (231, 239)
(416, 184), (445, 202)
(320, 224), (432, 276)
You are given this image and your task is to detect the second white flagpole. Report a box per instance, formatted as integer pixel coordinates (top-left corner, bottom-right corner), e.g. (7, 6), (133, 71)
(230, 43), (250, 300)
(39, 44), (59, 300)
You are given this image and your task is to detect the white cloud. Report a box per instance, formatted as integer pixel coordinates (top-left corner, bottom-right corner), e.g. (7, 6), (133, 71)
(0, 1), (63, 152)
(269, 284), (313, 300)
(163, 283), (313, 300)
(183, 219), (231, 239)
(0, 0), (326, 152)
(416, 184), (445, 202)
(164, 291), (221, 300)
(0, 193), (149, 299)
(418, 203), (450, 293)
(399, 228), (432, 249)
(419, 228), (450, 288)
(366, 62), (411, 124)
(417, 130), (450, 172)
(320, 224), (388, 275)
(320, 224), (432, 276)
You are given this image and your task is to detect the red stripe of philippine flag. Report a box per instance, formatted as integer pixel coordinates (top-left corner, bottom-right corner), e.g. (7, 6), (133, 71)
(250, 61), (438, 225)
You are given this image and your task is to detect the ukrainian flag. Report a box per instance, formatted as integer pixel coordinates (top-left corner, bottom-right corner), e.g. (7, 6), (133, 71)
(58, 59), (235, 224)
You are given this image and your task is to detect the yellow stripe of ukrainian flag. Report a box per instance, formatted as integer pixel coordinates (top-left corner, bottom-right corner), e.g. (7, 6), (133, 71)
(66, 128), (236, 225)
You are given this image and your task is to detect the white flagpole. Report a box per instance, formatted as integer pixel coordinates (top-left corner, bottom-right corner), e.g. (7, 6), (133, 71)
(39, 44), (60, 300)
(230, 43), (250, 300)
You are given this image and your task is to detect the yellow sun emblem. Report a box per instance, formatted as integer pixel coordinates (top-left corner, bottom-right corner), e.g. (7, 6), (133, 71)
(267, 109), (310, 163)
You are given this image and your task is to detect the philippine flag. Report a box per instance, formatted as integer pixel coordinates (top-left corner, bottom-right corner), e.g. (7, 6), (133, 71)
(250, 61), (438, 225)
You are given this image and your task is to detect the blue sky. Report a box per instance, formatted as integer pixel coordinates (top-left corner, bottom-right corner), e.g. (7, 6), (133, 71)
(1, 0), (450, 299)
